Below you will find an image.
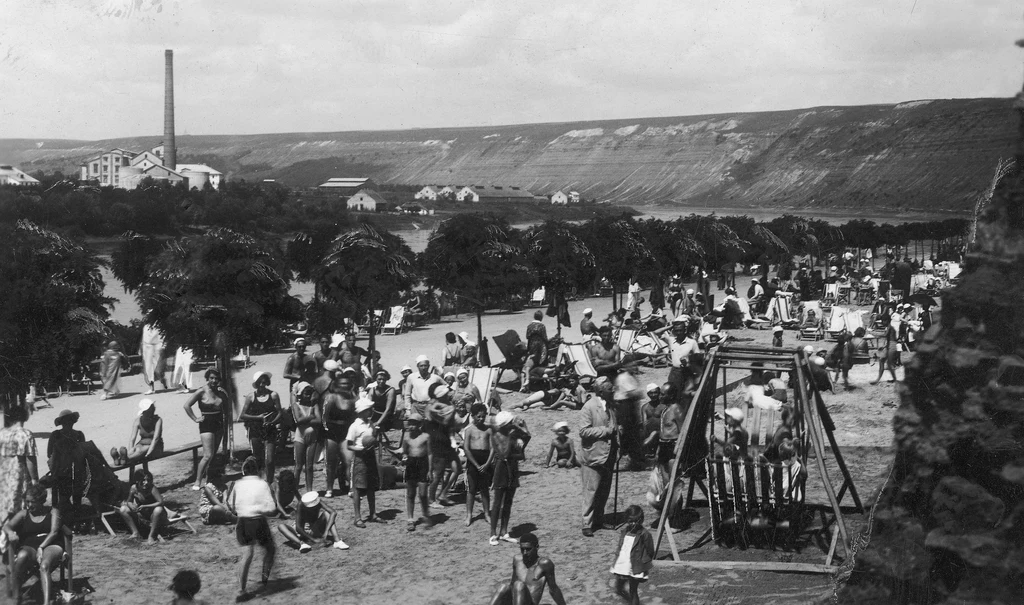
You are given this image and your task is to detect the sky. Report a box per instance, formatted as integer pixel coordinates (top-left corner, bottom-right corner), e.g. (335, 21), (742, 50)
(1, 0), (1022, 140)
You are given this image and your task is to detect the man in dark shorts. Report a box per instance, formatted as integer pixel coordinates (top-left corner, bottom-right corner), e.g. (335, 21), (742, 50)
(488, 532), (567, 605)
(521, 311), (549, 393)
(227, 457), (277, 602)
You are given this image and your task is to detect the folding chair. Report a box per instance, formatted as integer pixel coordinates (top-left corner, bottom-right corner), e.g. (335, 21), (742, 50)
(738, 297), (770, 329)
(556, 343), (599, 380)
(836, 284), (851, 305)
(826, 306), (848, 340)
(768, 293), (799, 328)
(616, 328), (638, 360)
(6, 526), (74, 602)
(530, 287), (546, 307)
(798, 301), (824, 341)
(822, 283), (839, 306)
(468, 366), (502, 408)
(358, 309), (385, 335)
(380, 306), (406, 335)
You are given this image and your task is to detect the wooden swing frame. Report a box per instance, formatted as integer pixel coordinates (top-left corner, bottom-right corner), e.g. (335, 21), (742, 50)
(653, 345), (864, 574)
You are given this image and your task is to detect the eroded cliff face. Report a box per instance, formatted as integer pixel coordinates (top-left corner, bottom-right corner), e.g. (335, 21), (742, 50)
(837, 97), (1024, 604)
(2, 98), (1013, 213)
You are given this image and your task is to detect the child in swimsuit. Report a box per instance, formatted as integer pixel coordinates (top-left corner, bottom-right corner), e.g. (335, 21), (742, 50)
(545, 421), (578, 468)
(462, 403), (493, 527)
(402, 415), (433, 531)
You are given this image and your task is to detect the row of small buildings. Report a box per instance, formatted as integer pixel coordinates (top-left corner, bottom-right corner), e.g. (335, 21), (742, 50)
(414, 185), (581, 204)
(78, 144), (222, 190)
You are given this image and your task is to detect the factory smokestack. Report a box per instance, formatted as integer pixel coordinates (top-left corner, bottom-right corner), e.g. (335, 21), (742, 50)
(164, 49), (176, 170)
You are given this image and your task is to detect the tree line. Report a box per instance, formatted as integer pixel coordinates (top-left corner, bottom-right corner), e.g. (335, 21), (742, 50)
(0, 207), (968, 403)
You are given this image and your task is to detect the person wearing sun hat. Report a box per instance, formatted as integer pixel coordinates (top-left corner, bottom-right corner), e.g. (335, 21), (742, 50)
(48, 409), (86, 524)
(579, 308), (597, 339)
(113, 398), (165, 467)
(346, 397), (379, 527)
(240, 371), (283, 483)
(369, 368), (399, 431)
(277, 490), (349, 552)
(451, 366), (481, 417)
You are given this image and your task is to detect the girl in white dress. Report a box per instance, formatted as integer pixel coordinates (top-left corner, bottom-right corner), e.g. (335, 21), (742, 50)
(610, 505), (654, 604)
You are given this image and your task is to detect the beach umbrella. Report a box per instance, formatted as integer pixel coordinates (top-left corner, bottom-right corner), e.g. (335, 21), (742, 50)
(906, 292), (938, 308)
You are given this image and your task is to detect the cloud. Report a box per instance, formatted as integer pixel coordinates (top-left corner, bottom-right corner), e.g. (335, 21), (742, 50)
(1, 0), (1021, 139)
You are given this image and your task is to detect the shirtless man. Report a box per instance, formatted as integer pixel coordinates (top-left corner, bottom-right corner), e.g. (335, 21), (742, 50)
(587, 326), (622, 377)
(489, 533), (567, 605)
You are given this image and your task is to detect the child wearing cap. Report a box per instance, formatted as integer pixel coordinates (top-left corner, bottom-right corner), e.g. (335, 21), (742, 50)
(772, 325), (784, 348)
(402, 414), (433, 531)
(545, 421), (578, 468)
(463, 403), (493, 527)
(346, 398), (379, 527)
(277, 491), (348, 552)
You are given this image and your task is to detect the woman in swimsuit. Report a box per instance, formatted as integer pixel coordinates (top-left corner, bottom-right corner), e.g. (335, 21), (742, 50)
(3, 484), (64, 605)
(240, 371), (283, 484)
(291, 381), (322, 494)
(184, 369), (231, 491)
(322, 373), (356, 498)
(113, 397), (164, 466)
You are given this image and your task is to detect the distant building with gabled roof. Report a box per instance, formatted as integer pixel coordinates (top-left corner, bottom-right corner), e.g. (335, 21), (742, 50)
(318, 177), (377, 194)
(457, 185), (535, 203)
(347, 188), (386, 212)
(414, 185), (441, 201)
(550, 191), (568, 205)
(0, 165), (40, 186)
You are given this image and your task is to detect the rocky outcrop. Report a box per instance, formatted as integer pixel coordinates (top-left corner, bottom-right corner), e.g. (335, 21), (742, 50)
(837, 92), (1024, 604)
(1, 98), (1014, 214)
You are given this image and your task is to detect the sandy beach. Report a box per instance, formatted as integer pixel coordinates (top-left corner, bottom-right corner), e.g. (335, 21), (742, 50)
(13, 286), (902, 605)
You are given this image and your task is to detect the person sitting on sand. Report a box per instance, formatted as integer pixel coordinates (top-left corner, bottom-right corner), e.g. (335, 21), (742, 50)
(119, 469), (167, 544)
(277, 491), (349, 552)
(545, 421), (578, 468)
(198, 479), (237, 526)
(488, 532), (567, 605)
(169, 569), (206, 605)
(543, 375), (590, 411)
(461, 342), (480, 368)
(112, 398), (164, 466)
(3, 484), (64, 605)
(463, 403), (493, 527)
(402, 414), (433, 531)
(489, 411), (531, 546)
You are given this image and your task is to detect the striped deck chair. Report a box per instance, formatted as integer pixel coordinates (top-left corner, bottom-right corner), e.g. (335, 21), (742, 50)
(467, 366), (501, 407)
(768, 293), (799, 328)
(380, 306), (406, 335)
(615, 328), (638, 360)
(556, 342), (599, 380)
(798, 301), (824, 341)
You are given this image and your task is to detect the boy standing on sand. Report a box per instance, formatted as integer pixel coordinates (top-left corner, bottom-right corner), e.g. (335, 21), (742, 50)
(402, 415), (433, 531)
(463, 403), (493, 526)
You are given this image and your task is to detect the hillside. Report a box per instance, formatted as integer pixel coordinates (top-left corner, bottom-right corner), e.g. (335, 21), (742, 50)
(1, 98), (1014, 214)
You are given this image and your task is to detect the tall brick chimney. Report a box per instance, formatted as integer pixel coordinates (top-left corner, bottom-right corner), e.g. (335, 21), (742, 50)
(164, 49), (176, 170)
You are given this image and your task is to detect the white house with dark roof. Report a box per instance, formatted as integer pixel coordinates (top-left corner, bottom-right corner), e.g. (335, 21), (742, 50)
(177, 164), (223, 189)
(347, 188), (387, 212)
(414, 185), (441, 201)
(0, 165), (40, 186)
(550, 191), (569, 205)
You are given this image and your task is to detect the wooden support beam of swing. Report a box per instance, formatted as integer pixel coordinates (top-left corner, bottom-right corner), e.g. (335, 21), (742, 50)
(653, 560), (840, 575)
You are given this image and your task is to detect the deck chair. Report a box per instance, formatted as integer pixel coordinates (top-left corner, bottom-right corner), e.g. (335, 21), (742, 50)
(100, 504), (197, 540)
(468, 366), (502, 407)
(827, 306), (849, 340)
(768, 293), (799, 328)
(738, 297), (770, 330)
(358, 309), (385, 335)
(380, 306), (406, 335)
(556, 342), (599, 380)
(616, 328), (638, 360)
(798, 301), (824, 341)
(822, 283), (839, 306)
(6, 525), (74, 602)
(530, 287), (546, 307)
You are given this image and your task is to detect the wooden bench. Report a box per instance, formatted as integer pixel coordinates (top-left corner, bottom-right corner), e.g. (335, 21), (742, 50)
(111, 441), (204, 481)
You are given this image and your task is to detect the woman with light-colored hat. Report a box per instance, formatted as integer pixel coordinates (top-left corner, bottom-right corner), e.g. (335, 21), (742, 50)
(240, 371), (283, 484)
(112, 398), (164, 466)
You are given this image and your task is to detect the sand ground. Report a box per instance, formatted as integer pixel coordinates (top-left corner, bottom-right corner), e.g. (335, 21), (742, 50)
(7, 288), (904, 605)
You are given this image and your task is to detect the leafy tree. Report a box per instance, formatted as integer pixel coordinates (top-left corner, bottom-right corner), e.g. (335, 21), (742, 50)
(678, 214), (746, 272)
(578, 214), (653, 311)
(317, 224), (416, 353)
(0, 220), (112, 402)
(525, 220), (596, 334)
(637, 218), (703, 309)
(421, 214), (535, 343)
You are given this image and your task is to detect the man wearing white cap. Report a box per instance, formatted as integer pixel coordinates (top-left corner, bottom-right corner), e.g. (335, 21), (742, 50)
(579, 378), (618, 537)
(579, 308), (597, 338)
(667, 317), (700, 391)
(451, 367), (481, 414)
(406, 355), (444, 419)
(347, 397), (379, 527)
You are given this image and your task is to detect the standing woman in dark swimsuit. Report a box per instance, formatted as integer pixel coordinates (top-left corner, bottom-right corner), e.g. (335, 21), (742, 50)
(291, 381), (321, 494)
(184, 369), (231, 491)
(870, 319), (901, 385)
(322, 372), (356, 498)
(239, 371), (283, 484)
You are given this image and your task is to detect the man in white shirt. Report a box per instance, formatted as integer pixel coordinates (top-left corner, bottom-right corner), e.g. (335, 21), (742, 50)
(668, 317), (700, 391)
(406, 355), (444, 419)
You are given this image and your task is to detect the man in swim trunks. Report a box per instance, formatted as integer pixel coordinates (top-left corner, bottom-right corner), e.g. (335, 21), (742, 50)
(488, 532), (567, 605)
